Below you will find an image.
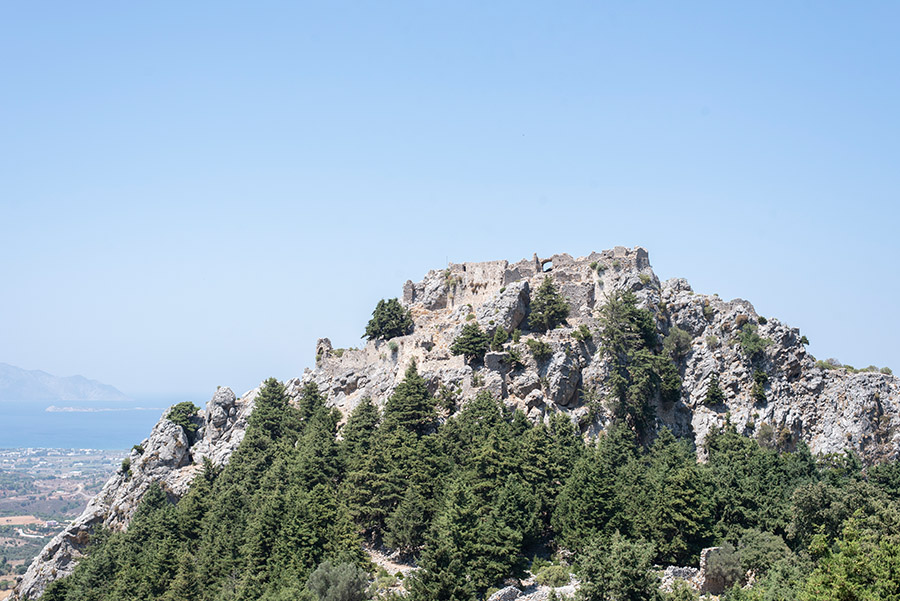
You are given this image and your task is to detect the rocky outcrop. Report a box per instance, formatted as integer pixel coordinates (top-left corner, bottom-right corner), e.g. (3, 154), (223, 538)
(487, 586), (522, 601)
(15, 387), (255, 600)
(307, 247), (900, 462)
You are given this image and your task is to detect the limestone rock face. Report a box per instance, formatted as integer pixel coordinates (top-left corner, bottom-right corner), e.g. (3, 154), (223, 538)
(487, 586), (522, 601)
(476, 280), (530, 335)
(15, 387), (254, 600)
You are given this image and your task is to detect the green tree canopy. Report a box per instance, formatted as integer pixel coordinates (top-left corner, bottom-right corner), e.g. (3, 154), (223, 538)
(450, 322), (490, 363)
(528, 276), (570, 332)
(363, 298), (413, 341)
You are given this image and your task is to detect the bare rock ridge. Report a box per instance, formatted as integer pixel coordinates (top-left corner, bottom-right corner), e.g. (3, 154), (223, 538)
(16, 387), (256, 600)
(16, 246), (900, 598)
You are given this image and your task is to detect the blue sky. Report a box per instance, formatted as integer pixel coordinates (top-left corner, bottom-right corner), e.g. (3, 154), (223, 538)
(2, 2), (898, 400)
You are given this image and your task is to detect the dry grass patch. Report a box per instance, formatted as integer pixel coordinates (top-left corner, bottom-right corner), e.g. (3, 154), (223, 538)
(0, 515), (41, 526)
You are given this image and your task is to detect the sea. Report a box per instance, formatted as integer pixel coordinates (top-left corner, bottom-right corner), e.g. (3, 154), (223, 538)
(0, 399), (193, 449)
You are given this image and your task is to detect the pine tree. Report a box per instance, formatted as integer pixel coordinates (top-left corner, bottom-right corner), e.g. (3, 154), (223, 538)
(527, 276), (570, 332)
(364, 298), (413, 341)
(450, 322), (490, 362)
(491, 326), (509, 351)
(382, 362), (437, 436)
(340, 398), (379, 470)
(596, 290), (683, 440)
(248, 378), (293, 442)
(298, 381), (328, 423)
(704, 373), (725, 405)
(385, 486), (429, 554)
(552, 425), (636, 549)
(161, 552), (200, 601)
(577, 532), (661, 601)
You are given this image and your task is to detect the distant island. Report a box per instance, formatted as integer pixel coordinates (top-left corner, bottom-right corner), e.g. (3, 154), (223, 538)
(0, 363), (130, 401)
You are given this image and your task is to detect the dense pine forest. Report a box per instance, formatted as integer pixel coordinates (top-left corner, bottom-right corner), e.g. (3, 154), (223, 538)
(40, 294), (900, 601)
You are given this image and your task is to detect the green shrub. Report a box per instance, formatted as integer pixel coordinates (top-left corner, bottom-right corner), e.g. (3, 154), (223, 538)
(751, 369), (768, 403)
(535, 564), (570, 587)
(800, 335), (809, 345)
(363, 298), (413, 341)
(491, 326), (509, 351)
(512, 329), (521, 343)
(451, 323), (490, 362)
(639, 273), (651, 285)
(132, 444), (144, 455)
(705, 543), (743, 590)
(530, 556), (551, 574)
(167, 402), (200, 437)
(437, 384), (460, 413)
(738, 529), (790, 576)
(758, 316), (768, 325)
(526, 338), (553, 361)
(704, 374), (725, 405)
(306, 560), (369, 601)
(738, 324), (771, 361)
(703, 303), (715, 321)
(503, 347), (525, 368)
(572, 324), (592, 343)
(370, 567), (398, 593)
(388, 341), (399, 354)
(663, 326), (692, 361)
(756, 422), (775, 448)
(816, 359), (840, 370)
(528, 276), (570, 332)
(589, 261), (598, 271)
(120, 457), (131, 475)
(882, 367), (893, 375)
(706, 335), (720, 349)
(466, 313), (476, 321)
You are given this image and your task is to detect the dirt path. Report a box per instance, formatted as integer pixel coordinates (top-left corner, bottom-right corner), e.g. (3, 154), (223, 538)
(365, 546), (416, 577)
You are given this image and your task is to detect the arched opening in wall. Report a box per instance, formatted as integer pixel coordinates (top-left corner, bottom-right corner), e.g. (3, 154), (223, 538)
(542, 260), (553, 272)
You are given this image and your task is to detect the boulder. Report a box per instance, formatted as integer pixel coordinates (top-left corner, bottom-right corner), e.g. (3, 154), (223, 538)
(487, 586), (522, 601)
(476, 281), (530, 335)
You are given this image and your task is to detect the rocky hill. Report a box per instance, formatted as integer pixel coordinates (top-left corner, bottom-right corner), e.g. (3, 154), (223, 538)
(16, 246), (900, 599)
(15, 388), (254, 600)
(306, 247), (899, 462)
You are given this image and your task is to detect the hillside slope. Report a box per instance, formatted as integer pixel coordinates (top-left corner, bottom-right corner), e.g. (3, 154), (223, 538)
(16, 246), (900, 599)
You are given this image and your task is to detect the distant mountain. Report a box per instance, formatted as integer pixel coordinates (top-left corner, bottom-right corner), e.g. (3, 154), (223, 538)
(0, 363), (130, 401)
